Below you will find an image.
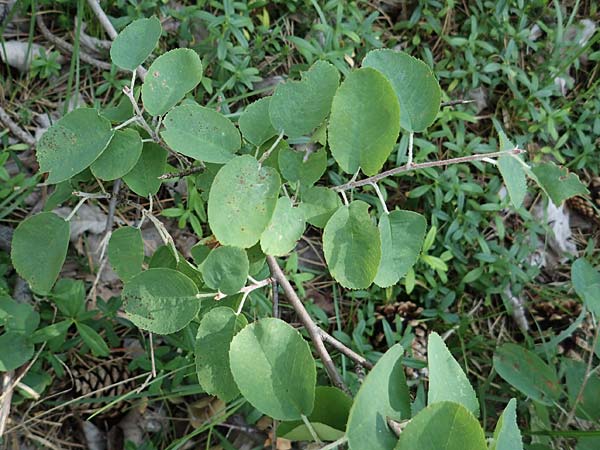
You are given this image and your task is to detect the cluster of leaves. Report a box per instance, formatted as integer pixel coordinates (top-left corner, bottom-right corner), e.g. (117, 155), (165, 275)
(3, 4), (598, 449)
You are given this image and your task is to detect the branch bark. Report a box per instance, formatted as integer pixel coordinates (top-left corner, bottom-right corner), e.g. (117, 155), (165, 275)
(333, 148), (525, 192)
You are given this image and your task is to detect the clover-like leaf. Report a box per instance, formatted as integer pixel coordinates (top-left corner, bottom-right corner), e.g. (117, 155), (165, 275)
(328, 68), (400, 176)
(141, 48), (203, 116)
(346, 344), (410, 450)
(0, 333), (34, 371)
(323, 201), (381, 289)
(208, 155), (280, 248)
(10, 212), (70, 295)
(394, 402), (487, 450)
(229, 318), (316, 420)
(37, 108), (114, 184)
(108, 226), (144, 282)
(195, 307), (248, 402)
(123, 142), (167, 196)
(161, 102), (241, 163)
(0, 296), (40, 335)
(110, 16), (162, 71)
(362, 49), (441, 132)
(123, 268), (200, 334)
(374, 210), (426, 287)
(571, 258), (600, 316)
(239, 97), (277, 146)
(201, 246), (249, 295)
(269, 60), (340, 138)
(427, 332), (479, 416)
(260, 197), (305, 256)
(91, 128), (143, 181)
(531, 161), (588, 205)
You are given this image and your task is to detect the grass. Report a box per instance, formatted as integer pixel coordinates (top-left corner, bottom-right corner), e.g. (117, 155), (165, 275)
(1, 0), (600, 448)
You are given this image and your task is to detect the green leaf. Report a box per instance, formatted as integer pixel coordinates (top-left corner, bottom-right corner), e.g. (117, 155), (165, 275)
(260, 197), (305, 256)
(323, 201), (381, 289)
(498, 155), (527, 209)
(141, 48), (203, 116)
(362, 49), (441, 132)
(374, 210), (426, 287)
(531, 162), (588, 205)
(123, 268), (200, 334)
(394, 402), (487, 450)
(195, 307), (247, 402)
(564, 359), (600, 421)
(427, 332), (479, 416)
(108, 226), (144, 282)
(208, 155), (280, 248)
(90, 128), (143, 181)
(161, 102), (241, 163)
(0, 333), (34, 371)
(239, 97), (277, 146)
(571, 258), (600, 315)
(299, 186), (342, 228)
(229, 318), (316, 420)
(51, 279), (86, 318)
(328, 68), (400, 176)
(0, 296), (40, 335)
(278, 386), (352, 442)
(123, 142), (167, 196)
(269, 60), (340, 138)
(493, 344), (561, 405)
(10, 212), (70, 295)
(490, 399), (524, 450)
(76, 322), (110, 357)
(278, 146), (327, 187)
(37, 108), (113, 184)
(110, 16), (162, 71)
(201, 246), (249, 295)
(346, 344), (411, 450)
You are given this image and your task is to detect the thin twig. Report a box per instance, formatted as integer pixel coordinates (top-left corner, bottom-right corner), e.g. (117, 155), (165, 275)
(85, 0), (148, 81)
(158, 165), (205, 180)
(0, 105), (36, 146)
(272, 279), (279, 319)
(441, 99), (475, 107)
(36, 13), (113, 71)
(266, 256), (348, 392)
(318, 436), (348, 450)
(333, 148), (525, 192)
(0, 372), (14, 437)
(406, 131), (414, 167)
(258, 131), (284, 165)
(318, 329), (374, 369)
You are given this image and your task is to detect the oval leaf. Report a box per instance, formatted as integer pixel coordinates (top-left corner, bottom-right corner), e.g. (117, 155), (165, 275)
(277, 386), (352, 442)
(123, 268), (200, 334)
(328, 68), (400, 176)
(229, 318), (316, 420)
(161, 102), (241, 163)
(362, 49), (441, 132)
(91, 128), (143, 180)
(239, 97), (277, 146)
(260, 197), (305, 256)
(0, 333), (34, 371)
(299, 186), (342, 228)
(110, 16), (162, 71)
(123, 142), (167, 197)
(195, 306), (248, 402)
(270, 60), (340, 138)
(201, 246), (249, 295)
(278, 146), (327, 187)
(491, 399), (524, 450)
(374, 210), (426, 287)
(394, 402), (487, 450)
(208, 155), (280, 248)
(346, 344), (411, 450)
(323, 201), (381, 289)
(108, 226), (144, 282)
(493, 343), (561, 405)
(141, 48), (203, 116)
(10, 212), (70, 294)
(531, 161), (588, 205)
(427, 332), (479, 416)
(37, 108), (113, 184)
